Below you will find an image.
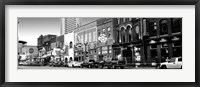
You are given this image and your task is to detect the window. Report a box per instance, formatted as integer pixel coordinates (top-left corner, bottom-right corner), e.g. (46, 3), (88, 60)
(123, 18), (126, 22)
(173, 41), (181, 47)
(120, 27), (125, 42)
(117, 18), (120, 24)
(129, 18), (132, 21)
(172, 18), (182, 33)
(160, 20), (168, 35)
(117, 29), (120, 43)
(127, 25), (132, 42)
(98, 30), (100, 36)
(69, 42), (73, 48)
(89, 33), (91, 42)
(149, 22), (157, 37)
(103, 28), (106, 34)
(93, 32), (96, 42)
(161, 43), (168, 48)
(178, 58), (182, 61)
(85, 33), (88, 43)
(150, 44), (157, 49)
(135, 25), (140, 40)
(107, 27), (111, 38)
(107, 27), (110, 32)
(150, 49), (157, 59)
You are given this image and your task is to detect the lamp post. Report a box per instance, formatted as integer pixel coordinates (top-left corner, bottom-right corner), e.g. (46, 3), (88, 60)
(84, 42), (88, 61)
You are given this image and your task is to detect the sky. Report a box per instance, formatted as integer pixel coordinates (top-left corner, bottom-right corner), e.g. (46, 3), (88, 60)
(18, 18), (61, 46)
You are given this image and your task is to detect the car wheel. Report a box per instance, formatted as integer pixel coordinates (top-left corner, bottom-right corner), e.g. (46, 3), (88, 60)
(181, 66), (182, 69)
(89, 65), (91, 68)
(120, 66), (124, 69)
(100, 65), (104, 69)
(72, 65), (74, 67)
(161, 65), (167, 69)
(111, 65), (116, 69)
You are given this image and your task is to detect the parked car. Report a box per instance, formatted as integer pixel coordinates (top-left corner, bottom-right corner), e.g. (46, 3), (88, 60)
(19, 60), (29, 66)
(68, 61), (83, 67)
(99, 54), (126, 69)
(29, 61), (41, 66)
(160, 57), (182, 69)
(51, 58), (64, 67)
(81, 60), (96, 68)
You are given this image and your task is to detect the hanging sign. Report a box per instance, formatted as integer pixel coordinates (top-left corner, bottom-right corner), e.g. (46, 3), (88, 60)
(98, 34), (107, 43)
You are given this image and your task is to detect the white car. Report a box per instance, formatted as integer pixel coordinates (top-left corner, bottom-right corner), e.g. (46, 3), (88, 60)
(160, 57), (182, 69)
(68, 61), (83, 67)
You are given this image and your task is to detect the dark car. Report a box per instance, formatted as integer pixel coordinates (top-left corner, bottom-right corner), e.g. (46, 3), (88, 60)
(29, 61), (41, 66)
(51, 58), (64, 67)
(81, 60), (97, 68)
(99, 58), (125, 69)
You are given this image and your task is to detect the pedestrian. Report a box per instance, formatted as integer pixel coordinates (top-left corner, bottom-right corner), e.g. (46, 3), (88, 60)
(155, 57), (160, 69)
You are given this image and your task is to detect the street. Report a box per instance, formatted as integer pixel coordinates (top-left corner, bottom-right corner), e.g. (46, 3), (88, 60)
(18, 66), (158, 69)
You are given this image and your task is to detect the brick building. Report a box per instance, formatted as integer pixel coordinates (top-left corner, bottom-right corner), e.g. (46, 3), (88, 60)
(37, 34), (57, 55)
(96, 18), (116, 62)
(74, 20), (98, 62)
(144, 18), (182, 66)
(97, 18), (182, 66)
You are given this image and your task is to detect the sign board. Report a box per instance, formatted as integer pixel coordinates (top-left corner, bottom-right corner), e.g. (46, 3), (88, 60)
(29, 48), (34, 54)
(98, 34), (107, 43)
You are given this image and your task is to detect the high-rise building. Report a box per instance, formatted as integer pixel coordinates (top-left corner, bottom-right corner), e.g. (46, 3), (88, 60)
(60, 18), (99, 35)
(61, 18), (77, 35)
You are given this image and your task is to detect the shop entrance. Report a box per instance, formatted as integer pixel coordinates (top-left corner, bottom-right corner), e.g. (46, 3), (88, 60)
(122, 47), (133, 64)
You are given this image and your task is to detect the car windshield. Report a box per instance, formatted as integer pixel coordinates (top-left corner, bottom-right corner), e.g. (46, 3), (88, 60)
(89, 60), (95, 62)
(169, 58), (176, 62)
(112, 58), (118, 61)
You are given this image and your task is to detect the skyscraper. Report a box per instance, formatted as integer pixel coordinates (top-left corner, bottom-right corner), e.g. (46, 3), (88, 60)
(60, 18), (99, 35)
(61, 18), (77, 35)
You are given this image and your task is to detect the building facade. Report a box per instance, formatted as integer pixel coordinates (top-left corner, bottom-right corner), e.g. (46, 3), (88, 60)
(21, 45), (39, 61)
(113, 18), (145, 66)
(96, 18), (116, 62)
(61, 18), (77, 35)
(64, 32), (75, 61)
(74, 20), (98, 62)
(18, 40), (27, 54)
(37, 34), (57, 56)
(143, 18), (182, 66)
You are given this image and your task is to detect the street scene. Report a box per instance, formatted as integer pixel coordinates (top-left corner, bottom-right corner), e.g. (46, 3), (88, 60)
(18, 18), (182, 69)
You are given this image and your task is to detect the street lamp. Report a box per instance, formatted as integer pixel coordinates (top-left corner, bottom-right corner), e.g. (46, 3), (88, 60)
(84, 42), (88, 61)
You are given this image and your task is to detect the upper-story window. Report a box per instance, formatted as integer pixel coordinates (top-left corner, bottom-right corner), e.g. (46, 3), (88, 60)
(123, 18), (126, 22)
(117, 18), (120, 24)
(126, 25), (132, 42)
(172, 18), (182, 33)
(135, 25), (140, 40)
(103, 28), (106, 34)
(107, 27), (111, 38)
(149, 22), (157, 37)
(69, 42), (73, 48)
(129, 18), (132, 21)
(160, 20), (168, 35)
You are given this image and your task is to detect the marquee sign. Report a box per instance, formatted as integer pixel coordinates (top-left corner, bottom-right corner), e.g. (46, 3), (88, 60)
(98, 34), (107, 43)
(29, 48), (34, 54)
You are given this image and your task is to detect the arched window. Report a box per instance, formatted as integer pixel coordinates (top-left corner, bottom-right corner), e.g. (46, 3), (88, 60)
(116, 29), (120, 43)
(69, 42), (73, 48)
(126, 25), (132, 42)
(135, 25), (140, 40)
(160, 20), (168, 35)
(172, 18), (181, 33)
(120, 27), (126, 43)
(70, 57), (73, 61)
(149, 22), (157, 37)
